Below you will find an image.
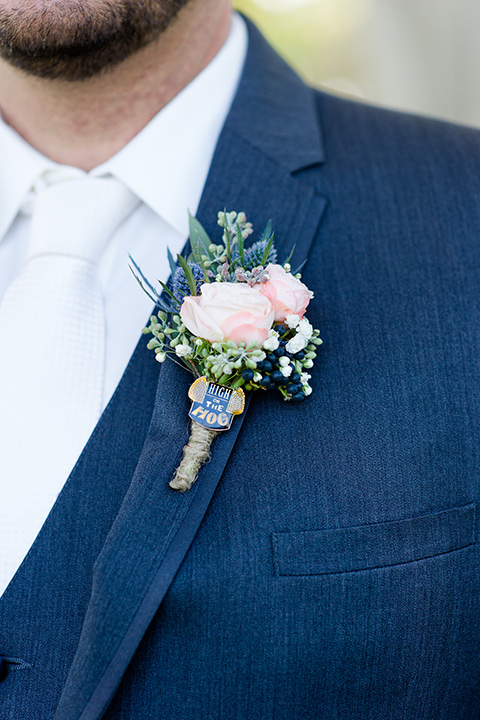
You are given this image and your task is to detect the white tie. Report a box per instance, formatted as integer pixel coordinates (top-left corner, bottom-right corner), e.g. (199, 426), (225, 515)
(0, 175), (139, 596)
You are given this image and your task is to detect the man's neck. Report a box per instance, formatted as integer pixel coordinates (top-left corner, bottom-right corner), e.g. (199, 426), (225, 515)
(0, 1), (232, 171)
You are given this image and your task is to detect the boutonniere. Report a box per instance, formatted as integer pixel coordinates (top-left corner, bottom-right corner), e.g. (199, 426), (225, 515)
(131, 211), (322, 492)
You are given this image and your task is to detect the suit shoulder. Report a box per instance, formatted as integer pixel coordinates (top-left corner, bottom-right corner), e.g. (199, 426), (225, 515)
(310, 88), (480, 171)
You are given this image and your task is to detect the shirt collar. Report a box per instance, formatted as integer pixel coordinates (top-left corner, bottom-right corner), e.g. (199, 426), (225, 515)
(0, 12), (247, 243)
(0, 120), (56, 241)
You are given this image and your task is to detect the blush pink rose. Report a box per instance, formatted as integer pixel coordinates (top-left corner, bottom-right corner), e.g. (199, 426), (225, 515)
(260, 264), (314, 322)
(180, 282), (275, 346)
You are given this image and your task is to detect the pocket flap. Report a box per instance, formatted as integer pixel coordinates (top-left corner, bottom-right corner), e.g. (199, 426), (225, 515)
(272, 503), (476, 576)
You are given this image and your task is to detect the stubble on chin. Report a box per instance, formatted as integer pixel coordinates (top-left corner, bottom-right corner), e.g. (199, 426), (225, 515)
(0, 0), (192, 81)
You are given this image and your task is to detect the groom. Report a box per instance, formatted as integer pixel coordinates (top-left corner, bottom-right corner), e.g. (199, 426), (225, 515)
(1, 1), (480, 719)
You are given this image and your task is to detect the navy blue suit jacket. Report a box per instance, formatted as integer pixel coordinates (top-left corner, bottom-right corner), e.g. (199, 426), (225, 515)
(1, 20), (480, 720)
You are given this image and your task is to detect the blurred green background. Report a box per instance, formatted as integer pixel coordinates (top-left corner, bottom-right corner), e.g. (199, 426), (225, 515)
(233, 0), (479, 127)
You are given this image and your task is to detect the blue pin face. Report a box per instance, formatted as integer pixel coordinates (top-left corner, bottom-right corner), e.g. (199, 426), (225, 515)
(188, 378), (245, 431)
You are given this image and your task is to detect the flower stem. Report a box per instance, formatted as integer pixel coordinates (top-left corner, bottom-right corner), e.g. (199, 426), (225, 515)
(184, 358), (201, 377)
(169, 423), (219, 492)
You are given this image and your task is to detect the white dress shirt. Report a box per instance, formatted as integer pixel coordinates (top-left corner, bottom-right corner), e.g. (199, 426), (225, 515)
(0, 13), (247, 593)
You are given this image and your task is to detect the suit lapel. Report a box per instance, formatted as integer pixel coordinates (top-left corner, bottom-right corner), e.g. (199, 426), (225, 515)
(55, 21), (328, 720)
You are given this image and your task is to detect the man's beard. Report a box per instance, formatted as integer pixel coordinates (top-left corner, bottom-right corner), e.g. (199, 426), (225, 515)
(0, 0), (192, 81)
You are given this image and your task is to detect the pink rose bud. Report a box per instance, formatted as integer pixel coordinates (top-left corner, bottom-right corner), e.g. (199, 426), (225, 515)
(180, 282), (275, 346)
(260, 264), (313, 322)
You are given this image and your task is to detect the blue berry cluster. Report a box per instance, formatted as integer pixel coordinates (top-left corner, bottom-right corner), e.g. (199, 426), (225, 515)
(240, 325), (307, 402)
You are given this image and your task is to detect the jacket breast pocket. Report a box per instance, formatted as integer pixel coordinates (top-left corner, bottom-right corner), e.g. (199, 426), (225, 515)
(272, 503), (476, 576)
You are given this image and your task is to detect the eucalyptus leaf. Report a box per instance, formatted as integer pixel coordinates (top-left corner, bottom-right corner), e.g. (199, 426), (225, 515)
(293, 258), (307, 275)
(259, 219), (273, 244)
(157, 279), (181, 308)
(129, 275), (175, 314)
(129, 255), (160, 302)
(284, 243), (296, 266)
(236, 222), (245, 267)
(189, 213), (214, 262)
(167, 248), (178, 277)
(129, 257), (176, 313)
(260, 233), (275, 266)
(231, 376), (245, 389)
(185, 249), (210, 284)
(177, 254), (198, 296)
(223, 214), (232, 263)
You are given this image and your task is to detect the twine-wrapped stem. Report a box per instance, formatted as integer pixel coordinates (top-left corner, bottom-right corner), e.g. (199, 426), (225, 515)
(169, 422), (219, 492)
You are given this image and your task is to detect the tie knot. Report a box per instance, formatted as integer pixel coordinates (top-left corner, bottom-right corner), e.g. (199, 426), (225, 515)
(27, 176), (139, 264)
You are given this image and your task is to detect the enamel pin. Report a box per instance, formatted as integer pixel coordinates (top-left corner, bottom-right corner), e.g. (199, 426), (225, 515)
(188, 377), (245, 431)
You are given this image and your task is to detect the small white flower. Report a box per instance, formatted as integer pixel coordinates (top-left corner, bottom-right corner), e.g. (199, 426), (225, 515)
(195, 337), (204, 346)
(285, 314), (300, 329)
(280, 365), (293, 378)
(278, 356), (290, 367)
(155, 352), (166, 363)
(303, 359), (314, 369)
(286, 333), (307, 354)
(175, 343), (192, 358)
(300, 372), (311, 384)
(262, 338), (277, 352)
(253, 372), (262, 383)
(303, 385), (313, 396)
(253, 350), (266, 361)
(298, 318), (313, 339)
(263, 330), (279, 351)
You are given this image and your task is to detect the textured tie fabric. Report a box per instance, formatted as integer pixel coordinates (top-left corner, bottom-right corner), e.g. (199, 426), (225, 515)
(0, 175), (139, 596)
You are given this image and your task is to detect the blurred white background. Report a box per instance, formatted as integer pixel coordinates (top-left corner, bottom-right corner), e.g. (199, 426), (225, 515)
(234, 0), (480, 127)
